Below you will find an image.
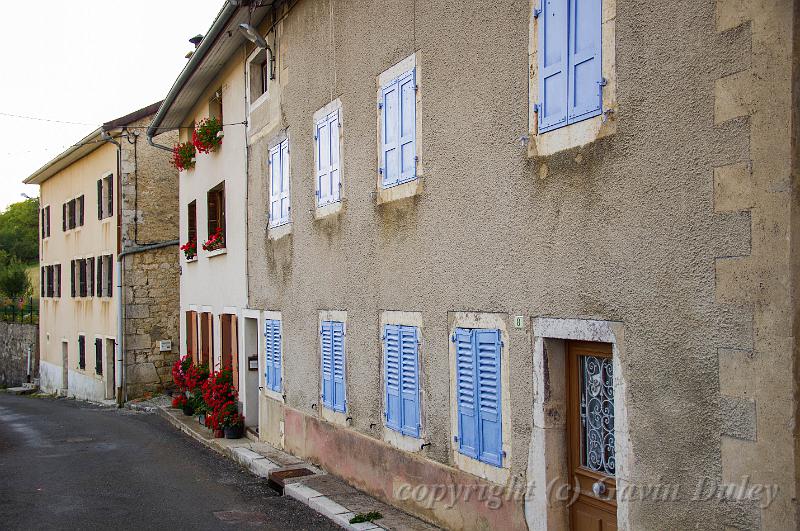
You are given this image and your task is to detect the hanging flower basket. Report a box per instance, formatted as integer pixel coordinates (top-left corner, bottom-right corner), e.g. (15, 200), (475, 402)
(180, 239), (197, 260)
(202, 227), (225, 251)
(172, 142), (196, 171)
(193, 117), (223, 154)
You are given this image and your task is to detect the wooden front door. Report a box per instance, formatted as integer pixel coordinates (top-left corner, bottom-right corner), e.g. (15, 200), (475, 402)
(567, 341), (617, 531)
(200, 313), (212, 368)
(220, 314), (239, 390)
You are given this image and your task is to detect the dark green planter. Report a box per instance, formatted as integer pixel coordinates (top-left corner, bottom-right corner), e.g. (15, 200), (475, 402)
(224, 424), (244, 439)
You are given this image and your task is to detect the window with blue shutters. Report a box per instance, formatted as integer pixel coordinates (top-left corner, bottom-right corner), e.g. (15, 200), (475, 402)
(264, 319), (282, 393)
(384, 324), (421, 438)
(380, 68), (416, 188)
(537, 0), (603, 133)
(268, 139), (290, 227)
(453, 327), (503, 467)
(321, 320), (346, 412)
(315, 110), (341, 207)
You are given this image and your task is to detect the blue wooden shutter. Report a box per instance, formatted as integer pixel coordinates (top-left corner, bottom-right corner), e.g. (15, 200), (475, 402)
(454, 328), (479, 459)
(399, 325), (420, 437)
(381, 79), (399, 187)
(264, 320), (273, 389)
(280, 140), (290, 223)
(268, 145), (280, 225)
(271, 321), (282, 392)
(397, 69), (416, 185)
(329, 112), (340, 202)
(331, 321), (346, 412)
(264, 319), (282, 392)
(476, 329), (503, 466)
(320, 321), (333, 408)
(538, 0), (569, 132)
(384, 325), (401, 430)
(315, 117), (331, 205)
(567, 0), (603, 123)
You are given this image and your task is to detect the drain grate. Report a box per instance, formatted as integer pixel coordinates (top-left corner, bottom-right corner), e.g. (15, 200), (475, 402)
(268, 467), (315, 493)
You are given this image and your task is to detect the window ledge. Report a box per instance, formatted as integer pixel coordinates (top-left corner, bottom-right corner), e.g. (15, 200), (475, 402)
(383, 426), (425, 453)
(528, 112), (617, 158)
(268, 222), (292, 241)
(206, 248), (227, 258)
(250, 91), (270, 113)
(320, 405), (348, 428)
(376, 178), (422, 205)
(314, 201), (343, 220)
(263, 388), (284, 403)
(185, 256), (198, 264)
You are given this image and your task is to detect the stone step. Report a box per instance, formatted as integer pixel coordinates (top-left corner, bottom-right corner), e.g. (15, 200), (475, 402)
(7, 386), (37, 395)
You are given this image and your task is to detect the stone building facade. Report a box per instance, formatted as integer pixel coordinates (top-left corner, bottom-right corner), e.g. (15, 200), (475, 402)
(26, 103), (179, 402)
(151, 1), (799, 529)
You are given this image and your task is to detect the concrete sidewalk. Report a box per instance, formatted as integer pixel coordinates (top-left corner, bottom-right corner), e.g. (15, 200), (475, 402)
(150, 399), (438, 531)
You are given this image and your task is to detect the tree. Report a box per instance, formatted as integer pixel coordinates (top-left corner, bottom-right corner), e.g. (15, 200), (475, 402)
(0, 260), (31, 301)
(0, 198), (39, 264)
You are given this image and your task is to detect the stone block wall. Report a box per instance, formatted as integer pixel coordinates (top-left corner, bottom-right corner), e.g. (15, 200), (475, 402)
(123, 246), (180, 398)
(0, 322), (38, 387)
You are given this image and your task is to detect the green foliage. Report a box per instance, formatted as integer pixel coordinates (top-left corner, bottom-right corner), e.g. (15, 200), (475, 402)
(349, 512), (383, 524)
(0, 198), (39, 264)
(0, 260), (32, 300)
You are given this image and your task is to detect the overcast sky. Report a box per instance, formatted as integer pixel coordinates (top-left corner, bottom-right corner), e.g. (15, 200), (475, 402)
(0, 0), (224, 210)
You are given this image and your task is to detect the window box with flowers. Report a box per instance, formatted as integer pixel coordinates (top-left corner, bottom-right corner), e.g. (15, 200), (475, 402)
(193, 117), (223, 154)
(202, 227), (225, 254)
(172, 141), (196, 171)
(181, 239), (197, 261)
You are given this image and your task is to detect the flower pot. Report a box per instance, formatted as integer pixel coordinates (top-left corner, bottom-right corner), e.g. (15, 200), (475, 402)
(224, 425), (244, 439)
(214, 429), (225, 438)
(182, 403), (195, 416)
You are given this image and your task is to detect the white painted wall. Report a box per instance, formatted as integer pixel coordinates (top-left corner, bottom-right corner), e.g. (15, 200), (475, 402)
(177, 59), (249, 372)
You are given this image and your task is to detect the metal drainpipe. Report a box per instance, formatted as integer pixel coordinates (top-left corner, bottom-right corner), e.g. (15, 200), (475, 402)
(116, 259), (124, 406)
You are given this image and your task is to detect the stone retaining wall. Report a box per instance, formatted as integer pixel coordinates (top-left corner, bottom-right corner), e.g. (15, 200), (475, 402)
(0, 321), (38, 387)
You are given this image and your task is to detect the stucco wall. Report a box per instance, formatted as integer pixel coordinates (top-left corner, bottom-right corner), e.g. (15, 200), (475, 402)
(176, 57), (249, 371)
(38, 142), (118, 402)
(241, 1), (797, 529)
(0, 322), (38, 388)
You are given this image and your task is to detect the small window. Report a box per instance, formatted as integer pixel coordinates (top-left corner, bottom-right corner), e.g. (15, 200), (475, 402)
(453, 327), (503, 467)
(67, 199), (76, 230)
(95, 338), (103, 375)
(78, 335), (86, 370)
(248, 48), (273, 104)
(261, 60), (270, 96)
(187, 200), (197, 247)
(206, 183), (226, 249)
(264, 319), (282, 392)
(380, 68), (417, 188)
(78, 259), (87, 297)
(536, 0), (602, 133)
(384, 324), (421, 437)
(85, 258), (94, 297)
(41, 206), (51, 239)
(54, 264), (61, 298)
(97, 174), (114, 219)
(315, 111), (341, 207)
(268, 139), (290, 227)
(46, 265), (55, 298)
(209, 89), (223, 125)
(320, 320), (346, 412)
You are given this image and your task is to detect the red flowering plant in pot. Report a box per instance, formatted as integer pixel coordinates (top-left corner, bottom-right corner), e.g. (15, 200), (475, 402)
(171, 141), (196, 171)
(171, 355), (195, 415)
(192, 117), (223, 154)
(180, 239), (197, 260)
(201, 368), (243, 438)
(202, 227), (225, 252)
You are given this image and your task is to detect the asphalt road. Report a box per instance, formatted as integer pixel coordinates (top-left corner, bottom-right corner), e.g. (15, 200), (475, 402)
(0, 393), (339, 531)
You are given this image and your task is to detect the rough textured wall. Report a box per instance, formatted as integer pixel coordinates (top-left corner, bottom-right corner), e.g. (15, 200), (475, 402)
(120, 114), (180, 399)
(123, 247), (180, 398)
(0, 322), (38, 387)
(244, 0), (796, 528)
(120, 117), (179, 247)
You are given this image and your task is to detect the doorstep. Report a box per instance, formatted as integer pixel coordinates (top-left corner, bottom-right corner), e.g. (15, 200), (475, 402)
(157, 404), (438, 531)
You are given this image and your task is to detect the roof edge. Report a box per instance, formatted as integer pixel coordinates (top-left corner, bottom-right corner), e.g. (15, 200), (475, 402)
(147, 2), (238, 139)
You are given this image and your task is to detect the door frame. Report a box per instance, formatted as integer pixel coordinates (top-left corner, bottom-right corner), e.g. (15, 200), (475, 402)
(525, 317), (628, 531)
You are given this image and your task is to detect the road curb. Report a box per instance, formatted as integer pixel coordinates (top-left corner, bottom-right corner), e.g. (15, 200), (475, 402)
(156, 405), (387, 531)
